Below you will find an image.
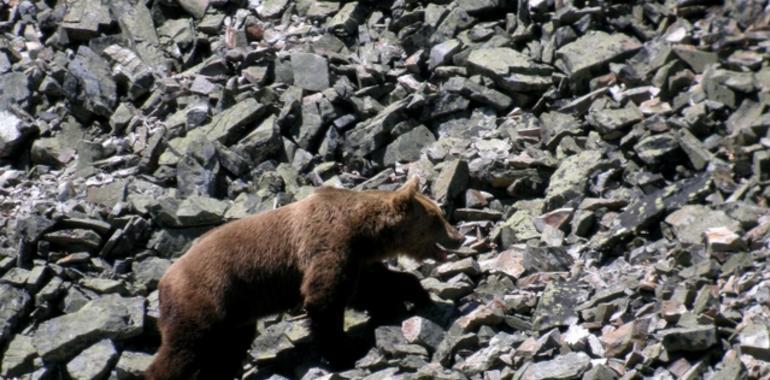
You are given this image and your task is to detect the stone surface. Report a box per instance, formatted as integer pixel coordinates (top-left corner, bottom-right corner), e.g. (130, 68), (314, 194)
(291, 53), (330, 92)
(65, 339), (118, 380)
(32, 295), (144, 362)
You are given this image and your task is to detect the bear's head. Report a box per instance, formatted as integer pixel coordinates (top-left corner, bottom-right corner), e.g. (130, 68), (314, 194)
(389, 177), (464, 262)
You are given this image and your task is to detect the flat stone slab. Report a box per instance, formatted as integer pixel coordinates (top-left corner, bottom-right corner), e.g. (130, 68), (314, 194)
(556, 31), (642, 78)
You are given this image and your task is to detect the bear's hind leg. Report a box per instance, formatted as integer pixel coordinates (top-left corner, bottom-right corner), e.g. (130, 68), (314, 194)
(196, 323), (257, 380)
(145, 343), (198, 380)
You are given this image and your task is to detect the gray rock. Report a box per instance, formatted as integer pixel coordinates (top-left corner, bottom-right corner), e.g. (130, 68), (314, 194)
(499, 200), (543, 247)
(443, 76), (513, 111)
(65, 339), (118, 380)
(161, 98), (266, 165)
(676, 128), (712, 170)
(257, 0), (289, 18)
(115, 351), (154, 379)
(738, 322), (770, 361)
(580, 364), (617, 380)
(0, 284), (32, 345)
(532, 281), (590, 331)
(516, 352), (592, 380)
(68, 46), (118, 117)
(672, 44), (718, 74)
(291, 53), (330, 92)
(660, 325), (717, 352)
(0, 72), (30, 110)
(176, 0), (208, 18)
(61, 0), (113, 39)
(103, 45), (155, 100)
(664, 205), (741, 246)
(86, 179), (128, 209)
(455, 332), (516, 375)
(132, 257), (172, 290)
(544, 150), (604, 210)
(175, 195), (229, 226)
(556, 31), (642, 79)
(32, 295), (144, 362)
(0, 334), (36, 377)
(633, 133), (680, 165)
(0, 110), (24, 158)
(379, 125), (436, 166)
(401, 316), (445, 350)
(432, 160), (470, 205)
(587, 104), (643, 139)
(326, 2), (364, 36)
(429, 39), (463, 70)
(593, 174), (711, 250)
(43, 228), (102, 252)
(344, 98), (409, 158)
(466, 47), (552, 94)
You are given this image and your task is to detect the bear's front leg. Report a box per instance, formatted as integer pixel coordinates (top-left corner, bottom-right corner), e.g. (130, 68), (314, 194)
(350, 262), (432, 323)
(301, 253), (361, 369)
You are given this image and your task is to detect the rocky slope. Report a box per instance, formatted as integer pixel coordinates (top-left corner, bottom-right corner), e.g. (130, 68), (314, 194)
(1, 0), (770, 379)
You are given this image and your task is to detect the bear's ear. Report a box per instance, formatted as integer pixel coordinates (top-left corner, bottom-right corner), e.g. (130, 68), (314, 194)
(393, 176), (420, 207)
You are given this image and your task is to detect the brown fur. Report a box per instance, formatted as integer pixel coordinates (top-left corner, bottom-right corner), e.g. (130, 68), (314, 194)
(145, 178), (462, 379)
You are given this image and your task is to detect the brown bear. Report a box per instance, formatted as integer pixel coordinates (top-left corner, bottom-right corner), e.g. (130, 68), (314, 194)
(144, 177), (463, 379)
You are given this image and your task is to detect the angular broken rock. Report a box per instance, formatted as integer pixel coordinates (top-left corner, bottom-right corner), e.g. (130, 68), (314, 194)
(0, 284), (32, 345)
(532, 281), (589, 331)
(32, 295), (144, 362)
(0, 111), (25, 158)
(291, 53), (330, 92)
(401, 316), (445, 350)
(738, 322), (770, 361)
(432, 159), (470, 205)
(544, 150), (603, 210)
(65, 339), (119, 380)
(515, 352), (592, 380)
(556, 31), (642, 80)
(660, 325), (717, 353)
(704, 226), (745, 252)
(665, 205), (741, 246)
(466, 47), (553, 94)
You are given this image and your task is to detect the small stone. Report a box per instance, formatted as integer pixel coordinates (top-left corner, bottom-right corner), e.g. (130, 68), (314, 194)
(660, 325), (717, 353)
(704, 227), (745, 252)
(516, 352), (592, 380)
(0, 111), (25, 158)
(132, 257), (172, 290)
(456, 301), (505, 332)
(545, 150), (604, 210)
(291, 53), (330, 92)
(665, 206), (741, 246)
(435, 258), (480, 278)
(556, 31), (642, 79)
(672, 44), (718, 74)
(32, 295), (144, 362)
(378, 125), (436, 166)
(402, 316), (445, 350)
(633, 133), (679, 165)
(1, 334), (37, 377)
(429, 39), (462, 70)
(532, 281), (589, 331)
(587, 104), (643, 139)
(115, 351), (154, 379)
(0, 284), (32, 344)
(61, 0), (113, 39)
(738, 322), (770, 361)
(66, 339), (118, 380)
(257, 0), (289, 18)
(175, 196), (229, 226)
(176, 0), (208, 18)
(432, 160), (470, 205)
